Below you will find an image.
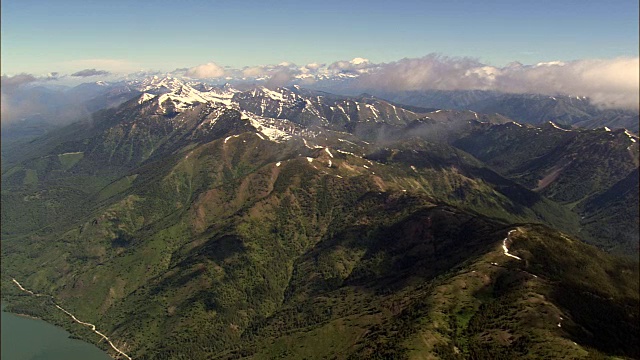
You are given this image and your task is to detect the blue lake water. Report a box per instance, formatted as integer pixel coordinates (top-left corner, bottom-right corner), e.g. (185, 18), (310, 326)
(1, 302), (112, 360)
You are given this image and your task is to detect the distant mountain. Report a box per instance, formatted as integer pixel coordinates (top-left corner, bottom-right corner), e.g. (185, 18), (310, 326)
(451, 121), (639, 254)
(1, 76), (638, 359)
(358, 89), (639, 132)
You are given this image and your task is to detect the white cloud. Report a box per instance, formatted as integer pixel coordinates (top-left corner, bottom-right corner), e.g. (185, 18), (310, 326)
(304, 62), (323, 70)
(328, 57), (374, 72)
(242, 66), (269, 78)
(62, 59), (140, 73)
(185, 62), (225, 78)
(350, 57), (369, 65)
(350, 55), (639, 110)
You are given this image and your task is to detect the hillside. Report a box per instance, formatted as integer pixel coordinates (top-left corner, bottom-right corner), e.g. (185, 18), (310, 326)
(1, 79), (638, 359)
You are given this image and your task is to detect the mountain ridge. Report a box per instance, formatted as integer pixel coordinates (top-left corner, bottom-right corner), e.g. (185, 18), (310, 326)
(1, 77), (638, 359)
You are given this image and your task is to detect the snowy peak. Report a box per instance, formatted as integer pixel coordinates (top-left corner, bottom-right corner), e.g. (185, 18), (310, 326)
(132, 76), (239, 114)
(138, 93), (157, 104)
(135, 76), (186, 94)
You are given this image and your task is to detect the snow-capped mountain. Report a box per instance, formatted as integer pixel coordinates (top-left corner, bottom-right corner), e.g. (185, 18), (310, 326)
(127, 76), (446, 134)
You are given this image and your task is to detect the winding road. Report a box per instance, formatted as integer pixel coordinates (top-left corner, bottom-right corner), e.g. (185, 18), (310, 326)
(502, 229), (522, 260)
(10, 277), (132, 360)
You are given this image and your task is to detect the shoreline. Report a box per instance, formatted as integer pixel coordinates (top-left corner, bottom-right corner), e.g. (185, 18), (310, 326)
(13, 312), (42, 321)
(5, 278), (133, 360)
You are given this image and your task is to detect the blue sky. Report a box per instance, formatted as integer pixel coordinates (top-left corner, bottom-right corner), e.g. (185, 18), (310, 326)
(1, 0), (638, 74)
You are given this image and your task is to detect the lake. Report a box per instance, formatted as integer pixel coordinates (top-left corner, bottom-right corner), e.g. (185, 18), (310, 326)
(1, 302), (112, 360)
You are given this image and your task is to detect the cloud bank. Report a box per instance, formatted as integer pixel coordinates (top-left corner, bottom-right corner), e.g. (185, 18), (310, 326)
(185, 54), (638, 109)
(1, 73), (38, 89)
(71, 68), (111, 77)
(351, 55), (639, 109)
(1, 74), (46, 125)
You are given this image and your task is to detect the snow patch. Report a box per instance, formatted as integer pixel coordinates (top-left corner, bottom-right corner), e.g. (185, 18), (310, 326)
(241, 111), (292, 142)
(366, 104), (380, 118)
(307, 157), (314, 163)
(261, 87), (285, 101)
(324, 148), (334, 158)
(338, 138), (357, 146)
(138, 93), (157, 104)
(224, 135), (239, 144)
(336, 149), (359, 157)
(549, 121), (570, 131)
(624, 130), (637, 142)
(302, 138), (323, 149)
(276, 162), (281, 167)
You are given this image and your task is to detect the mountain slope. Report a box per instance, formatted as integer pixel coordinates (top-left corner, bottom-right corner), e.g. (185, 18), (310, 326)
(1, 78), (638, 359)
(363, 89), (639, 132)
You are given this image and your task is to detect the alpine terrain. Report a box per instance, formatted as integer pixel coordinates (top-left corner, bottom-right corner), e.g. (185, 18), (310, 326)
(2, 77), (638, 360)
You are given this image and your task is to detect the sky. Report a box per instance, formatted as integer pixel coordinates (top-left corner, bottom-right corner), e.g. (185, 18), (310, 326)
(1, 0), (638, 74)
(1, 0), (638, 116)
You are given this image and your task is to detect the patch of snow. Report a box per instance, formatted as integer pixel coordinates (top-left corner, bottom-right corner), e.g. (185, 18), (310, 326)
(255, 132), (266, 140)
(324, 148), (334, 158)
(549, 121), (570, 131)
(241, 111), (292, 142)
(328, 160), (332, 168)
(224, 135), (239, 144)
(410, 165), (418, 173)
(338, 138), (357, 146)
(604, 126), (611, 132)
(307, 157), (314, 163)
(276, 162), (281, 167)
(366, 104), (380, 118)
(302, 138), (323, 149)
(337, 104), (351, 121)
(261, 87), (285, 101)
(624, 130), (637, 142)
(138, 93), (157, 104)
(363, 165), (369, 169)
(336, 149), (358, 157)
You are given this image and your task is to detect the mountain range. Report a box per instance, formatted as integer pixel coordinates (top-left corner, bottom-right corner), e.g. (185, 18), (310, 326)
(1, 76), (638, 359)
